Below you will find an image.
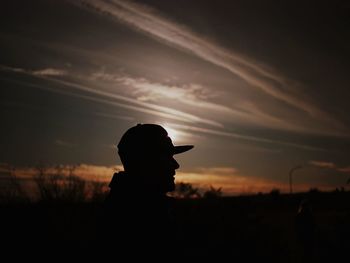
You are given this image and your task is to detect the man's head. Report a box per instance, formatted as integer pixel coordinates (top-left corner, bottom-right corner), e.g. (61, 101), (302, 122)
(117, 124), (193, 193)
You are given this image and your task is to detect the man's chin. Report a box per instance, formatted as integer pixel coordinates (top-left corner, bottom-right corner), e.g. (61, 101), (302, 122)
(165, 181), (175, 193)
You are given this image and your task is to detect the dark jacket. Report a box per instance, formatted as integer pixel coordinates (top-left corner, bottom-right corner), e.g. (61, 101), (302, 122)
(101, 172), (177, 257)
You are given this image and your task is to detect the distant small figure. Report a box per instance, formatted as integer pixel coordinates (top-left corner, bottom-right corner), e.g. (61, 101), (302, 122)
(101, 124), (193, 257)
(295, 198), (317, 262)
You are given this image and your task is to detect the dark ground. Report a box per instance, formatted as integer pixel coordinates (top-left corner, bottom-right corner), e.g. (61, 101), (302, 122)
(1, 191), (350, 261)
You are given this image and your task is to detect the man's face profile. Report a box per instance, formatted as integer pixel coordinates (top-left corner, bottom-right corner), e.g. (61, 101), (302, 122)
(141, 152), (180, 193)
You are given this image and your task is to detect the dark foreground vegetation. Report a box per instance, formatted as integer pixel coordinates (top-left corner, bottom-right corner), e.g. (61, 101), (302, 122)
(1, 166), (349, 260)
(1, 189), (350, 262)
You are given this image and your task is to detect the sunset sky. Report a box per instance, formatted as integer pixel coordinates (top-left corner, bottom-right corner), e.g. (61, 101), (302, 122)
(1, 0), (350, 194)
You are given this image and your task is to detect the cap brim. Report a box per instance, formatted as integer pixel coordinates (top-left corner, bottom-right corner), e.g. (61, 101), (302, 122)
(173, 145), (194, 154)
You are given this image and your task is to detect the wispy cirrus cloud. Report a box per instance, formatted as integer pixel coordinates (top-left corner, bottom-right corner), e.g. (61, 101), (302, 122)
(73, 0), (348, 135)
(0, 65), (332, 151)
(32, 68), (67, 76)
(309, 160), (336, 169)
(93, 112), (134, 121)
(0, 65), (66, 76)
(167, 122), (326, 152)
(339, 167), (350, 173)
(309, 160), (350, 174)
(121, 77), (213, 104)
(90, 72), (319, 133)
(93, 72), (241, 115)
(0, 64), (222, 128)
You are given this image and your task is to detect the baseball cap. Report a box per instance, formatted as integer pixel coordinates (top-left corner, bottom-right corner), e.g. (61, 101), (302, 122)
(117, 123), (194, 157)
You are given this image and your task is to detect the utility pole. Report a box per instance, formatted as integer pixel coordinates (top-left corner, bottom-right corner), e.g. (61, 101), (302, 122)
(289, 165), (303, 194)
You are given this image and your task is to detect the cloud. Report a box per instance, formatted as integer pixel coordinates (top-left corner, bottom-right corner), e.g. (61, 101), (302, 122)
(0, 64), (222, 127)
(0, 65), (66, 77)
(11, 164), (122, 181)
(175, 166), (332, 194)
(0, 164), (279, 195)
(72, 164), (123, 180)
(122, 77), (212, 102)
(114, 75), (241, 115)
(0, 163), (11, 172)
(309, 160), (336, 169)
(197, 167), (237, 175)
(3, 163), (345, 195)
(90, 71), (344, 136)
(32, 68), (67, 76)
(73, 0), (348, 135)
(91, 71), (285, 129)
(168, 123), (326, 152)
(93, 112), (134, 121)
(309, 160), (350, 174)
(0, 64), (332, 151)
(338, 167), (350, 173)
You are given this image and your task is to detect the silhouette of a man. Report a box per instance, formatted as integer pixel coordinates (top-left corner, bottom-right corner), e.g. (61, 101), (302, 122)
(102, 123), (193, 257)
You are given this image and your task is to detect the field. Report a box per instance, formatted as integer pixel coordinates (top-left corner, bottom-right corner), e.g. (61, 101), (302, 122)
(2, 191), (349, 261)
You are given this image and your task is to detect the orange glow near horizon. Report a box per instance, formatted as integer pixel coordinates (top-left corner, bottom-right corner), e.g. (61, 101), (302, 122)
(3, 164), (346, 196)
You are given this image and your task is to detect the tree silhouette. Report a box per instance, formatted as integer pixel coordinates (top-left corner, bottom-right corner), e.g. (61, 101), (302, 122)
(203, 185), (222, 199)
(174, 182), (201, 198)
(0, 165), (29, 203)
(34, 165), (86, 202)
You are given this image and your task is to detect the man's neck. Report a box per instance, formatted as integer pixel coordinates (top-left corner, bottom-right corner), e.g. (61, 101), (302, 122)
(110, 171), (168, 197)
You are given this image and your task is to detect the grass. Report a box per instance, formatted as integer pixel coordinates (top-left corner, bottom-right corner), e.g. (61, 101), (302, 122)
(1, 168), (349, 261)
(1, 191), (350, 261)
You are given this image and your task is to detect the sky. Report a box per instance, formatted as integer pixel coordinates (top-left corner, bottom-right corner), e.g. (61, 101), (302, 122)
(1, 0), (350, 194)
